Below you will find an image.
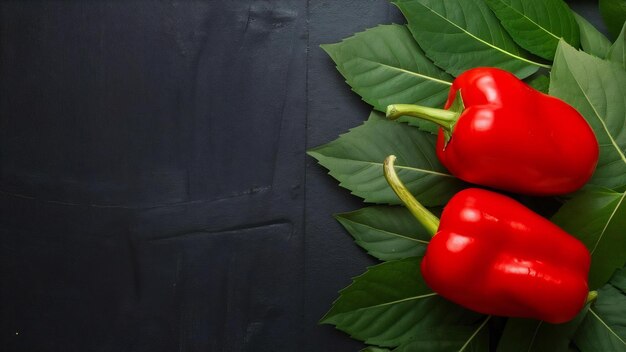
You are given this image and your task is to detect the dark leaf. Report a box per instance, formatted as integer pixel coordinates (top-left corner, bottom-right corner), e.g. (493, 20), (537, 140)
(495, 308), (589, 352)
(573, 267), (626, 351)
(361, 347), (392, 352)
(607, 22), (626, 69)
(392, 317), (490, 351)
(308, 111), (465, 206)
(573, 13), (611, 58)
(335, 206), (430, 261)
(550, 41), (626, 191)
(321, 24), (452, 134)
(599, 0), (626, 39)
(321, 257), (483, 347)
(392, 0), (544, 78)
(527, 74), (550, 93)
(484, 0), (579, 60)
(551, 188), (626, 290)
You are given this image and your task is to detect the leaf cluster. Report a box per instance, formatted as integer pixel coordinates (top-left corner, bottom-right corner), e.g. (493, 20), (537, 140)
(309, 0), (626, 350)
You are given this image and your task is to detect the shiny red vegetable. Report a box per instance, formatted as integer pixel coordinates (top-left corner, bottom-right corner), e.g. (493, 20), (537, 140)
(384, 156), (593, 323)
(386, 67), (599, 196)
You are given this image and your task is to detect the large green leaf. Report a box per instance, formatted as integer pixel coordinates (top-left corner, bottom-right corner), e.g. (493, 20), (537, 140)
(392, 0), (545, 78)
(308, 112), (465, 206)
(549, 41), (626, 191)
(495, 308), (589, 352)
(321, 24), (453, 116)
(608, 22), (626, 69)
(599, 0), (626, 39)
(392, 317), (490, 351)
(335, 206), (430, 261)
(573, 267), (626, 351)
(483, 0), (579, 60)
(573, 13), (611, 58)
(321, 257), (484, 347)
(551, 188), (626, 290)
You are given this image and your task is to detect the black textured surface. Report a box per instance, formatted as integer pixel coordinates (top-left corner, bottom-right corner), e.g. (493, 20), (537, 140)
(0, 1), (604, 351)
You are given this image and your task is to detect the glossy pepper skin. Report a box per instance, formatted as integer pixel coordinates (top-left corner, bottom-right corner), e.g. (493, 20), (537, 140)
(421, 187), (591, 324)
(383, 156), (592, 323)
(388, 67), (599, 196)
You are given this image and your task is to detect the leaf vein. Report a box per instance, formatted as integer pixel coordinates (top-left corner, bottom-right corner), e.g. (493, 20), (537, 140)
(526, 321), (543, 352)
(322, 156), (455, 178)
(590, 191), (626, 254)
(373, 61), (452, 86)
(589, 308), (626, 345)
(416, 1), (549, 68)
(458, 316), (491, 352)
(567, 63), (626, 167)
(343, 218), (430, 245)
(498, 1), (560, 41)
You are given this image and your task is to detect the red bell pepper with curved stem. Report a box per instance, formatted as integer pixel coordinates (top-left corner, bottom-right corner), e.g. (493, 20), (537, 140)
(386, 67), (599, 196)
(383, 155), (594, 324)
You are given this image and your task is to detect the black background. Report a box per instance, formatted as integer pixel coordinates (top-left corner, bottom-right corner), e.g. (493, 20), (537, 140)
(0, 1), (606, 351)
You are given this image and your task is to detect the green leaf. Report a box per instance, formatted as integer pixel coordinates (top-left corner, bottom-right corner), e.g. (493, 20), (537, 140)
(573, 13), (611, 58)
(335, 206), (430, 261)
(496, 308), (589, 352)
(392, 317), (490, 351)
(361, 347), (391, 352)
(551, 188), (626, 290)
(599, 0), (626, 39)
(549, 41), (626, 191)
(308, 111), (465, 206)
(321, 257), (484, 347)
(611, 267), (626, 294)
(392, 0), (545, 78)
(573, 267), (626, 351)
(607, 22), (626, 69)
(483, 0), (579, 60)
(527, 74), (550, 93)
(321, 24), (453, 131)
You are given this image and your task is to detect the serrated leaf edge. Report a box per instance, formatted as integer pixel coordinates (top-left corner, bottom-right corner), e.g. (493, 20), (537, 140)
(319, 24), (454, 87)
(393, 0), (550, 69)
(487, 0), (561, 41)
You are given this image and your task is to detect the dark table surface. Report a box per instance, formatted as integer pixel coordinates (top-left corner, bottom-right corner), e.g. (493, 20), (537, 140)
(0, 1), (607, 351)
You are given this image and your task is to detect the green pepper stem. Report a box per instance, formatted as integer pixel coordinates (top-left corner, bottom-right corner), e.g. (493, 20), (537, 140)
(383, 155), (440, 237)
(586, 291), (598, 304)
(386, 104), (459, 135)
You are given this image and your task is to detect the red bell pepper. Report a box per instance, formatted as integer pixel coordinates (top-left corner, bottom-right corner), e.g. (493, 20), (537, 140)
(386, 67), (599, 196)
(384, 155), (593, 323)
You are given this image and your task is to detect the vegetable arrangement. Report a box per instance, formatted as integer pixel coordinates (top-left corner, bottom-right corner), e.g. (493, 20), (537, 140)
(384, 157), (592, 325)
(387, 67), (599, 195)
(309, 0), (626, 350)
